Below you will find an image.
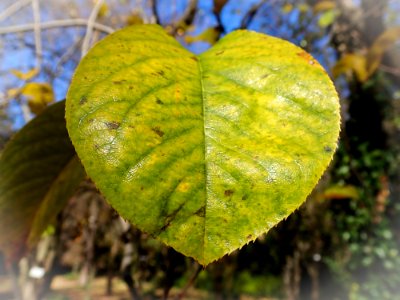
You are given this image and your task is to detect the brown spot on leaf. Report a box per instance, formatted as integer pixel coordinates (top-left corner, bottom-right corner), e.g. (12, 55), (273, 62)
(324, 145), (333, 153)
(297, 51), (316, 65)
(195, 206), (205, 218)
(157, 70), (165, 76)
(260, 73), (270, 79)
(112, 79), (127, 84)
(105, 121), (120, 130)
(79, 96), (87, 105)
(224, 189), (234, 197)
(156, 98), (164, 105)
(152, 126), (164, 137)
(247, 234), (253, 240)
(216, 50), (225, 55)
(191, 56), (198, 61)
(242, 195), (248, 200)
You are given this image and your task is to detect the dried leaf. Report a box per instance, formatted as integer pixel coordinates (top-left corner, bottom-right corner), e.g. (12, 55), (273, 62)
(366, 26), (400, 76)
(21, 82), (55, 115)
(332, 54), (368, 82)
(185, 27), (220, 45)
(11, 68), (39, 80)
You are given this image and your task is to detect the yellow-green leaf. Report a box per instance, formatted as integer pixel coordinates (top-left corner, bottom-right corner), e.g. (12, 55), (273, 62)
(11, 68), (39, 80)
(282, 4), (293, 14)
(126, 12), (144, 25)
(185, 27), (220, 45)
(313, 1), (336, 14)
(332, 53), (368, 82)
(21, 82), (55, 115)
(318, 9), (337, 28)
(0, 101), (85, 262)
(366, 26), (400, 76)
(66, 25), (340, 265)
(323, 185), (359, 200)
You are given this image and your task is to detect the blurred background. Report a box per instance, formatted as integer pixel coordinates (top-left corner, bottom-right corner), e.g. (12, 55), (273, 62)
(0, 0), (400, 299)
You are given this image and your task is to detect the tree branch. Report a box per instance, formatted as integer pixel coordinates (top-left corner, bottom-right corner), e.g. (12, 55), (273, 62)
(0, 19), (114, 35)
(0, 0), (31, 22)
(169, 0), (198, 35)
(240, 0), (267, 29)
(81, 0), (105, 57)
(32, 0), (42, 71)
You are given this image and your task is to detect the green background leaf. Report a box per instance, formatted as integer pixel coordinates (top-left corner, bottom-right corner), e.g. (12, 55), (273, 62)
(66, 25), (340, 265)
(0, 101), (85, 261)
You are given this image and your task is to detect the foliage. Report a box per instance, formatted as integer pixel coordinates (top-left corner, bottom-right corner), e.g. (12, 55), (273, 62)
(65, 24), (340, 265)
(0, 101), (85, 261)
(0, 0), (399, 299)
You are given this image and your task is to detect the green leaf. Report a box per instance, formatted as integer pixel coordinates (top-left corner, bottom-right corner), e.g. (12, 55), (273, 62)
(318, 9), (337, 28)
(0, 101), (85, 262)
(66, 25), (340, 265)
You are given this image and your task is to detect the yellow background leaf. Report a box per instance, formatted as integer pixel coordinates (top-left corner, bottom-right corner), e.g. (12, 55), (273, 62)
(21, 82), (55, 115)
(313, 1), (336, 14)
(366, 26), (400, 76)
(333, 54), (368, 82)
(323, 185), (359, 200)
(185, 27), (220, 45)
(11, 68), (39, 80)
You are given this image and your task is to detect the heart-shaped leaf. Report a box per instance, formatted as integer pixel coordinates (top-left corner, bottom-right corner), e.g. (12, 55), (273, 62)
(0, 101), (85, 262)
(66, 25), (340, 265)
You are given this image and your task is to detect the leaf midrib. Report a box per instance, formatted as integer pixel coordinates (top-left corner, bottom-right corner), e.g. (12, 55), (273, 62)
(197, 55), (208, 263)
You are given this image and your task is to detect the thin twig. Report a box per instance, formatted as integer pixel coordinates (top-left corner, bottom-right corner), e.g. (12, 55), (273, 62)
(0, 0), (31, 23)
(380, 64), (400, 76)
(0, 19), (114, 35)
(54, 36), (83, 77)
(32, 0), (42, 71)
(169, 0), (198, 35)
(240, 0), (267, 29)
(174, 263), (202, 300)
(149, 0), (160, 24)
(81, 0), (105, 57)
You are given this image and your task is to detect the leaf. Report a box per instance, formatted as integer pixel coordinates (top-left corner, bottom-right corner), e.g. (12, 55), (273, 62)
(11, 68), (39, 80)
(323, 185), (359, 200)
(282, 4), (293, 14)
(313, 1), (336, 14)
(332, 54), (368, 82)
(297, 3), (310, 13)
(213, 0), (228, 15)
(97, 2), (109, 18)
(66, 25), (340, 265)
(0, 101), (85, 262)
(126, 12), (144, 26)
(366, 26), (400, 76)
(318, 9), (337, 28)
(185, 27), (220, 45)
(21, 82), (55, 115)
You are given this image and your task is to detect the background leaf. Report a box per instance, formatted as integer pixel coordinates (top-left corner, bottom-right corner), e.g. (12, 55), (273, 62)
(66, 25), (340, 265)
(366, 26), (400, 76)
(21, 82), (55, 115)
(332, 53), (368, 82)
(0, 101), (85, 262)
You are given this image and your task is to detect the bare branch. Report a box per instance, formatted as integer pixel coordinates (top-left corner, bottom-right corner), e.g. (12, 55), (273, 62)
(0, 0), (31, 23)
(240, 0), (267, 29)
(148, 0), (160, 24)
(81, 0), (105, 57)
(169, 0), (198, 35)
(32, 0), (42, 71)
(0, 19), (114, 35)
